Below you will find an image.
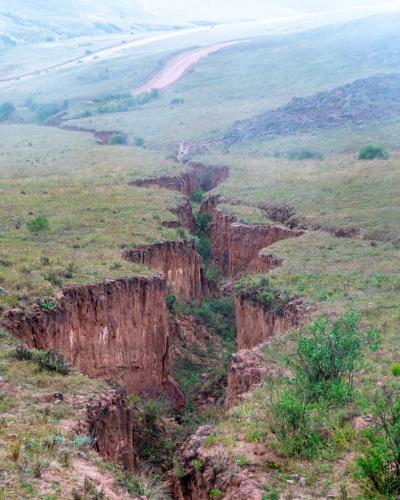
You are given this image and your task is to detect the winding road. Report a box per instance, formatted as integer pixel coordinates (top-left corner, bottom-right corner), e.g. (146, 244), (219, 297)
(131, 40), (244, 95)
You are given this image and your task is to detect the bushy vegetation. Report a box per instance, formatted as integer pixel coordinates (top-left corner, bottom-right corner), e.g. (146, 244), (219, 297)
(235, 276), (289, 311)
(26, 215), (49, 233)
(287, 149), (323, 160)
(108, 134), (127, 145)
(357, 386), (400, 496)
(0, 102), (15, 121)
(27, 99), (69, 123)
(191, 190), (204, 203)
(358, 143), (388, 160)
(14, 344), (71, 375)
(270, 313), (380, 458)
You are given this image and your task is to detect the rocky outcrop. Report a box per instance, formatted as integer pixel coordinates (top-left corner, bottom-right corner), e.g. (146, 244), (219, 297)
(130, 163), (229, 196)
(76, 391), (137, 470)
(170, 425), (267, 500)
(235, 293), (307, 350)
(209, 209), (302, 279)
(123, 241), (207, 303)
(1, 276), (184, 408)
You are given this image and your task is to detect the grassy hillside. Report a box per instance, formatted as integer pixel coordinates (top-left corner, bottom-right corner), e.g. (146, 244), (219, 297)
(0, 125), (186, 309)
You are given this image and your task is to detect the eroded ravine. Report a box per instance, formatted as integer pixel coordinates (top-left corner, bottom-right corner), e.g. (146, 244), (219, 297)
(0, 159), (309, 497)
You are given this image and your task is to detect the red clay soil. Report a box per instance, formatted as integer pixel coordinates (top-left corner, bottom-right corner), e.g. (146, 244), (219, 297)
(1, 276), (184, 408)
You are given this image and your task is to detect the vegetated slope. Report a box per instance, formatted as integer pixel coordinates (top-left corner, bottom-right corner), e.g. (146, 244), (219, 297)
(222, 73), (400, 146)
(0, 0), (155, 45)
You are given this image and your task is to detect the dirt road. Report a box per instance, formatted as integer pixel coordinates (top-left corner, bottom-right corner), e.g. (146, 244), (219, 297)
(132, 40), (243, 95)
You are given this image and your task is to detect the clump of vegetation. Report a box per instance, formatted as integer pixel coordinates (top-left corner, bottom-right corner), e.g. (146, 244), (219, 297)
(358, 143), (388, 160)
(287, 149), (323, 160)
(191, 190), (204, 203)
(356, 386), (400, 496)
(392, 363), (400, 377)
(235, 277), (289, 312)
(195, 235), (211, 262)
(288, 312), (380, 403)
(27, 216), (50, 233)
(108, 134), (127, 145)
(28, 100), (69, 123)
(14, 344), (71, 375)
(270, 313), (380, 458)
(133, 136), (144, 147)
(0, 102), (16, 121)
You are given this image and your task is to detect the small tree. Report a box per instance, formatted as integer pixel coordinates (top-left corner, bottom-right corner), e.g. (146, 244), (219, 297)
(359, 143), (388, 160)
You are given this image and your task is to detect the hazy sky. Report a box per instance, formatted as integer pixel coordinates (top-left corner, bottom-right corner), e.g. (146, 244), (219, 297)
(141, 0), (400, 22)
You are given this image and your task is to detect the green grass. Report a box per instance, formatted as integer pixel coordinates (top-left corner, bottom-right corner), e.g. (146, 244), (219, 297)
(0, 125), (187, 308)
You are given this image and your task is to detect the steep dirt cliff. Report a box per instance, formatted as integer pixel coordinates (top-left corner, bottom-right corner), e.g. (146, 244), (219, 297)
(76, 391), (137, 470)
(165, 197), (196, 231)
(209, 209), (302, 279)
(235, 292), (307, 350)
(130, 163), (229, 196)
(1, 276), (184, 407)
(123, 241), (207, 303)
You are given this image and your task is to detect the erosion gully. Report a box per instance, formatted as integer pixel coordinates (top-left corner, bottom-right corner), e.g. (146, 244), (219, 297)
(0, 160), (308, 498)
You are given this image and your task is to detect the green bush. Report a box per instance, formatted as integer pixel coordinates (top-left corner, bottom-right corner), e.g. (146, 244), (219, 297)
(196, 212), (211, 235)
(272, 390), (323, 458)
(196, 236), (211, 262)
(356, 387), (400, 495)
(14, 345), (70, 375)
(288, 312), (380, 403)
(0, 102), (15, 121)
(358, 143), (388, 160)
(287, 149), (323, 160)
(34, 101), (68, 123)
(191, 190), (204, 203)
(392, 363), (400, 377)
(108, 134), (126, 145)
(27, 216), (49, 233)
(133, 136), (144, 147)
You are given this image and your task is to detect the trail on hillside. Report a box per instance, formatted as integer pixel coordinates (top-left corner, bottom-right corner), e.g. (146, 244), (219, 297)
(131, 41), (244, 95)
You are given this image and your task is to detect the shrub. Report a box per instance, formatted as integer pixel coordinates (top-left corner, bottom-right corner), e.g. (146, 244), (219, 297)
(196, 212), (211, 235)
(392, 363), (400, 377)
(356, 387), (400, 495)
(0, 102), (15, 121)
(287, 149), (323, 160)
(14, 344), (70, 375)
(27, 216), (49, 233)
(210, 487), (224, 499)
(358, 143), (388, 160)
(288, 312), (380, 403)
(196, 236), (211, 262)
(191, 190), (204, 203)
(34, 101), (68, 122)
(271, 390), (323, 458)
(133, 136), (144, 147)
(108, 134), (126, 145)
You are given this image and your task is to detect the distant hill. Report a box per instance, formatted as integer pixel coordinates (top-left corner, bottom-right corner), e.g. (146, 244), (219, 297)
(0, 0), (165, 45)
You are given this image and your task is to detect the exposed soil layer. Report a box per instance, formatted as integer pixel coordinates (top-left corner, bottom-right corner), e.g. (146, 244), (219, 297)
(123, 240), (207, 303)
(235, 292), (307, 350)
(130, 162), (229, 196)
(76, 391), (137, 470)
(165, 197), (197, 231)
(225, 343), (286, 408)
(1, 276), (184, 408)
(209, 208), (302, 279)
(170, 425), (271, 500)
